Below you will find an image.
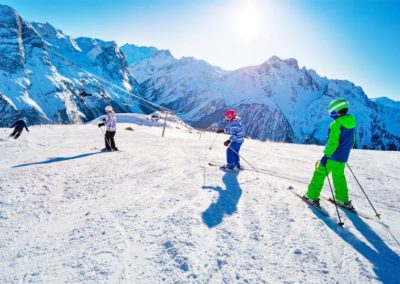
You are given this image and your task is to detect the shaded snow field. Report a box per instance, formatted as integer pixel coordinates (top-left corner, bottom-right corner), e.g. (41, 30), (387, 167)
(0, 116), (399, 283)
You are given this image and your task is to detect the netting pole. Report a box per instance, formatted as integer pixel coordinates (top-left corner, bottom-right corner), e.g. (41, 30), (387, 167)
(162, 112), (168, 138)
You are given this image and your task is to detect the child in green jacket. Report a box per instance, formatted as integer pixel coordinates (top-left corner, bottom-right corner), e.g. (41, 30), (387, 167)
(305, 98), (356, 209)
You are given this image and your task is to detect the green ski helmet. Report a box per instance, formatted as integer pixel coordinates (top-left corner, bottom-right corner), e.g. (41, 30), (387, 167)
(328, 98), (349, 118)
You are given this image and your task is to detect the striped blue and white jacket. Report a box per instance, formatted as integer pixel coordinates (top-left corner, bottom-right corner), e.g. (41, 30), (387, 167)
(224, 118), (244, 143)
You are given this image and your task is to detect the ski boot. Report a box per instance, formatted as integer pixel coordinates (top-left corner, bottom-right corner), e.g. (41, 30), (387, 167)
(302, 195), (320, 207)
(235, 165), (244, 171)
(339, 200), (355, 211)
(220, 164), (236, 171)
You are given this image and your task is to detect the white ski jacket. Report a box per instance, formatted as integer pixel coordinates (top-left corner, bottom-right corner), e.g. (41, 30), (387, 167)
(105, 113), (117, 132)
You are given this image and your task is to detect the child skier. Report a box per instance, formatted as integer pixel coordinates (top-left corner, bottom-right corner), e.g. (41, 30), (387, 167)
(97, 105), (118, 152)
(304, 98), (356, 209)
(217, 109), (245, 171)
(9, 118), (29, 139)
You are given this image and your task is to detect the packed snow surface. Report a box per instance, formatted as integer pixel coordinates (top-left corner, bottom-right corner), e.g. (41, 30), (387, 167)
(0, 115), (399, 283)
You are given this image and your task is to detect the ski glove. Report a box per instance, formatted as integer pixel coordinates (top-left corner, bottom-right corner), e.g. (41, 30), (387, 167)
(320, 155), (329, 167)
(224, 139), (231, 146)
(216, 129), (225, 133)
(98, 123), (105, 128)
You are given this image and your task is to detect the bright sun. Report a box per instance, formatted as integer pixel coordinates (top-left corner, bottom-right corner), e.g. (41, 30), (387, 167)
(233, 0), (261, 41)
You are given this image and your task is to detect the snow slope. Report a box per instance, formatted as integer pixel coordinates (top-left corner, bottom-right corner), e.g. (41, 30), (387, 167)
(0, 119), (399, 283)
(89, 113), (195, 133)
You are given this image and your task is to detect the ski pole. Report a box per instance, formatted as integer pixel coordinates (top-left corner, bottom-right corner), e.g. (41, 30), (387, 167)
(324, 166), (344, 228)
(228, 145), (258, 172)
(346, 163), (381, 219)
(209, 132), (219, 150)
(99, 126), (113, 150)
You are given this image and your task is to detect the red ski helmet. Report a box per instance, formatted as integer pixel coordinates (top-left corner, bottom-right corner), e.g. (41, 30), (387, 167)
(224, 109), (236, 121)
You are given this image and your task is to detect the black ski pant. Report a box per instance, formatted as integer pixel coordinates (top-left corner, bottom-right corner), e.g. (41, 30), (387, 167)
(9, 128), (23, 139)
(105, 131), (117, 150)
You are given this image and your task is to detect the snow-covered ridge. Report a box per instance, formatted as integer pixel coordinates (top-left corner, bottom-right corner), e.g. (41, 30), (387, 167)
(89, 112), (196, 133)
(120, 43), (170, 66)
(126, 49), (400, 150)
(372, 97), (400, 110)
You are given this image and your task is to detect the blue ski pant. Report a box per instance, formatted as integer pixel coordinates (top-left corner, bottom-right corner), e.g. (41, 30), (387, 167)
(227, 141), (242, 167)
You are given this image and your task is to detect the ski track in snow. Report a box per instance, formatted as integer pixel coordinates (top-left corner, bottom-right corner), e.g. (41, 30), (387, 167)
(0, 123), (399, 283)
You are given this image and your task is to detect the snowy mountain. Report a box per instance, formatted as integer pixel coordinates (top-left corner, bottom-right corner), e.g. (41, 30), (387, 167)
(372, 97), (400, 110)
(0, 121), (399, 283)
(1, 4), (399, 150)
(120, 43), (161, 66)
(125, 48), (400, 150)
(0, 4), (142, 127)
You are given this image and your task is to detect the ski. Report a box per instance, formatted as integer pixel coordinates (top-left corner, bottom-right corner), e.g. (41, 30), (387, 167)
(287, 186), (330, 217)
(322, 197), (371, 219)
(208, 162), (222, 167)
(208, 162), (253, 172)
(208, 162), (242, 172)
(209, 161), (278, 175)
(90, 147), (124, 152)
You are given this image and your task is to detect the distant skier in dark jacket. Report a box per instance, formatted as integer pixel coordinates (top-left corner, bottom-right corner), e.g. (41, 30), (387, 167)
(9, 118), (29, 139)
(98, 105), (118, 151)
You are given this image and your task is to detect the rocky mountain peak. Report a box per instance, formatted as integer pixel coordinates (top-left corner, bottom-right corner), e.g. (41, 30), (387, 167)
(0, 4), (26, 72)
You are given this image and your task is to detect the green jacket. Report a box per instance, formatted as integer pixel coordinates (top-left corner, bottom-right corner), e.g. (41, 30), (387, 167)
(324, 114), (356, 162)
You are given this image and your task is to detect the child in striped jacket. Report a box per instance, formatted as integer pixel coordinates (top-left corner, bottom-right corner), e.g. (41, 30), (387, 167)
(217, 109), (245, 171)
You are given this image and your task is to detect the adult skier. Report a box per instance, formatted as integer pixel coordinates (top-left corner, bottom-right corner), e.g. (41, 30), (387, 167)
(304, 98), (356, 209)
(217, 109), (245, 171)
(9, 118), (29, 139)
(97, 105), (118, 151)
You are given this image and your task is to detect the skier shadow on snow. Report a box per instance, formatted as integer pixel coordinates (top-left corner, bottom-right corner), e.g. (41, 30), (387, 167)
(316, 210), (400, 283)
(202, 171), (242, 228)
(12, 152), (102, 168)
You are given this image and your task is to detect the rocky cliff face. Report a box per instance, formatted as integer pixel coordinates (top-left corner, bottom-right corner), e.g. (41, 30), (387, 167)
(0, 4), (142, 127)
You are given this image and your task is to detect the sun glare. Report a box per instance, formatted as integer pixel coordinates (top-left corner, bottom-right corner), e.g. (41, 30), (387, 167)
(233, 0), (261, 41)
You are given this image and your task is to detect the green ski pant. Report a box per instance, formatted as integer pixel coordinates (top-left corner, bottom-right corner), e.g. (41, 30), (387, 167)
(306, 160), (349, 203)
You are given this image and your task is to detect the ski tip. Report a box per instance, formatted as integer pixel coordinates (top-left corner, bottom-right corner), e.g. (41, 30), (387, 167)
(287, 186), (294, 190)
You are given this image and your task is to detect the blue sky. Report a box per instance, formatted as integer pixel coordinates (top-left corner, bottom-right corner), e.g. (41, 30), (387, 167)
(2, 0), (400, 100)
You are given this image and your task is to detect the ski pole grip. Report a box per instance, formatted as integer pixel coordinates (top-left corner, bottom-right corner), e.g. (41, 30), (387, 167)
(315, 160), (319, 171)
